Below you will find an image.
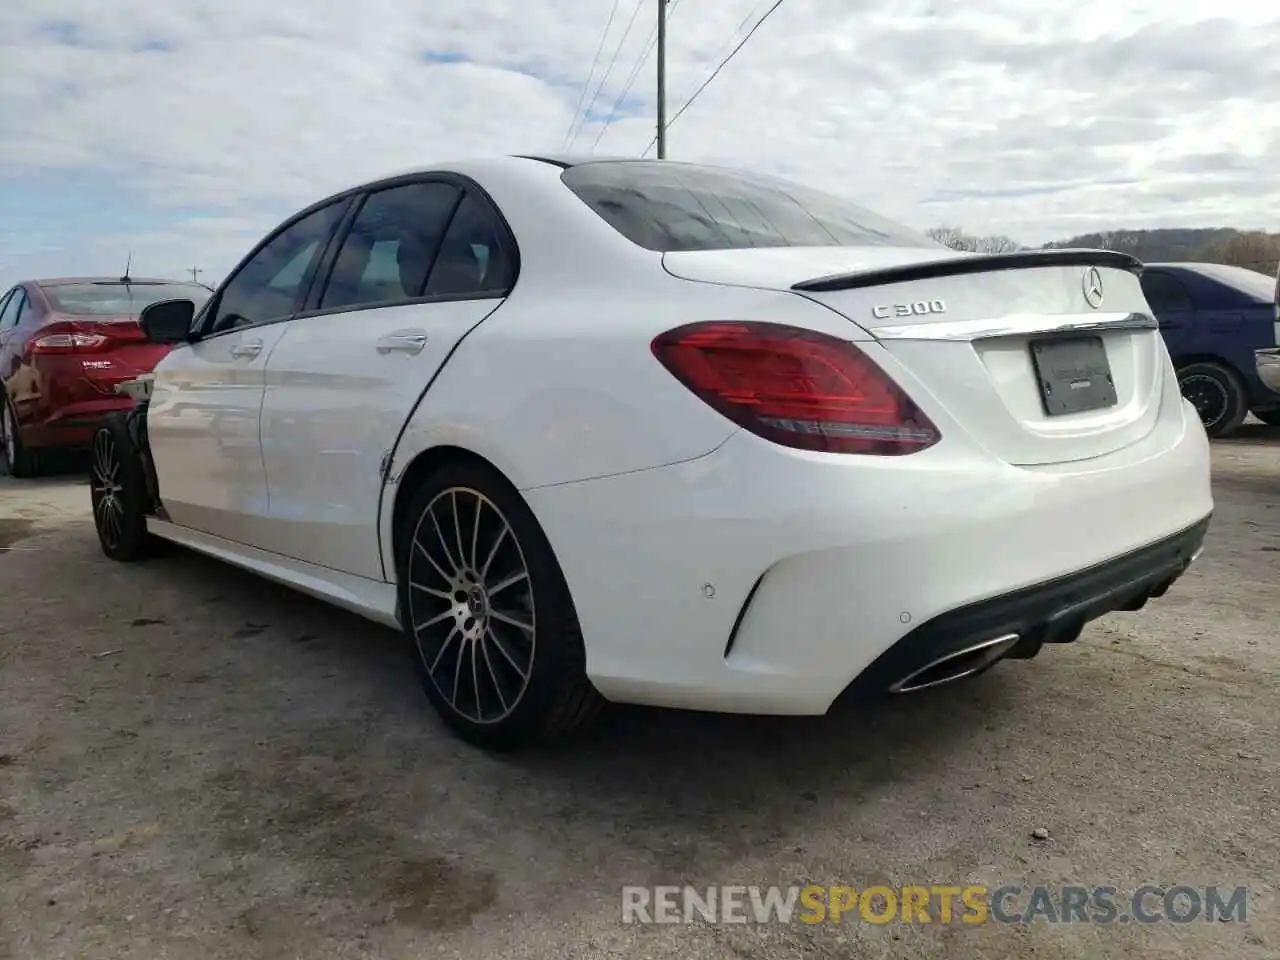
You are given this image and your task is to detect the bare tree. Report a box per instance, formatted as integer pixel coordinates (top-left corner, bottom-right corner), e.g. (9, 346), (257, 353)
(974, 234), (1020, 254)
(928, 226), (1022, 254)
(927, 226), (977, 252)
(1094, 231), (1137, 252)
(1193, 231), (1280, 277)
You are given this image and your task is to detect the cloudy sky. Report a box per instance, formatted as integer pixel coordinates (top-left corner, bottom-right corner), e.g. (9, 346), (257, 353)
(1, 0), (1278, 288)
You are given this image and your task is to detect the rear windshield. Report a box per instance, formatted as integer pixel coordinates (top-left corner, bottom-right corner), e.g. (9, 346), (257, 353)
(41, 281), (213, 317)
(1192, 263), (1276, 304)
(560, 160), (938, 253)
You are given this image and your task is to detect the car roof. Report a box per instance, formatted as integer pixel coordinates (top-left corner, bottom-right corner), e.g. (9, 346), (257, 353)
(375, 154), (635, 177)
(33, 277), (201, 287)
(320, 153), (718, 202)
(1144, 262), (1276, 283)
(514, 154), (640, 168)
(1144, 262), (1264, 274)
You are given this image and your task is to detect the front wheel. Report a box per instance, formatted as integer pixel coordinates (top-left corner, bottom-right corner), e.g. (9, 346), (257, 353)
(396, 460), (604, 750)
(90, 419), (162, 561)
(1177, 361), (1247, 438)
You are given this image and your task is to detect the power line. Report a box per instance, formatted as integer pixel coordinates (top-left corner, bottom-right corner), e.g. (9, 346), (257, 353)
(562, 0), (623, 150)
(590, 0), (685, 152)
(568, 0), (648, 151)
(712, 0), (774, 67)
(640, 0), (757, 156)
(590, 26), (659, 152)
(642, 0), (789, 157)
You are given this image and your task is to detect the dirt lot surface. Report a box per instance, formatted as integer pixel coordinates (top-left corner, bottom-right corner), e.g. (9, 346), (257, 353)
(2, 432), (1278, 960)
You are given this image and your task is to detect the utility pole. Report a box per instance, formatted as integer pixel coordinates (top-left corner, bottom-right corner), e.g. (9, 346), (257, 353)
(188, 265), (203, 284)
(656, 0), (667, 159)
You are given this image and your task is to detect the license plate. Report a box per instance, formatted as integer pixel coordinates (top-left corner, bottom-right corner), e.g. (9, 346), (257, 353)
(1029, 335), (1117, 416)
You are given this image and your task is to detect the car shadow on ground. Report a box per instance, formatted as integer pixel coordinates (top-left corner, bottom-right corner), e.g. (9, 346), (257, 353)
(0, 449), (90, 485)
(1220, 420), (1280, 443)
(135, 539), (1018, 823)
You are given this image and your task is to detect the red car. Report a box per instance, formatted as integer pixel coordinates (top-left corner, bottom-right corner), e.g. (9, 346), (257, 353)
(0, 276), (213, 477)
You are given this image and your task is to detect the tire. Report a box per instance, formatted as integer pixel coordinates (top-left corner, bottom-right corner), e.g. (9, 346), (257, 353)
(0, 393), (38, 478)
(89, 418), (163, 562)
(1177, 361), (1247, 438)
(1253, 409), (1280, 427)
(395, 460), (604, 750)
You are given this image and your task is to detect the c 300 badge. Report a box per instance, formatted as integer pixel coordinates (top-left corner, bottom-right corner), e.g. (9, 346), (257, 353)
(871, 299), (946, 320)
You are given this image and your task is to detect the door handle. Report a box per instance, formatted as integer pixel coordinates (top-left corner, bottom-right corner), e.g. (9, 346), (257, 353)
(376, 330), (428, 355)
(230, 340), (263, 360)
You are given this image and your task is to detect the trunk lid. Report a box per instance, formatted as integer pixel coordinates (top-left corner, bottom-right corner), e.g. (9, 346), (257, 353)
(663, 246), (1164, 466)
(38, 315), (173, 396)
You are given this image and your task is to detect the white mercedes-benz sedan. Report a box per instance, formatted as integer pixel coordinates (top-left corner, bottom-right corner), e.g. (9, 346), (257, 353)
(87, 155), (1213, 750)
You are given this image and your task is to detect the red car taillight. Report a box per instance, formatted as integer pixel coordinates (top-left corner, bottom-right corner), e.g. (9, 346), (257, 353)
(651, 321), (940, 456)
(28, 319), (144, 356)
(29, 332), (111, 354)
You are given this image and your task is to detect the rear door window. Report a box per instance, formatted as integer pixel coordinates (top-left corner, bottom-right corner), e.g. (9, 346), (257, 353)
(318, 182), (461, 311)
(0, 290), (17, 330)
(12, 291), (30, 327)
(0, 290), (27, 331)
(421, 190), (516, 298)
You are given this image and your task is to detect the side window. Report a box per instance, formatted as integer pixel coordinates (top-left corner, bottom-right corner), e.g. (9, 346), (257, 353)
(319, 182), (460, 311)
(12, 292), (31, 328)
(0, 290), (18, 331)
(210, 200), (347, 334)
(1140, 273), (1194, 314)
(423, 191), (516, 298)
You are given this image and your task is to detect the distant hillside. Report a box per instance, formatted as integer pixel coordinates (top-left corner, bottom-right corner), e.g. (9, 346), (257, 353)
(1042, 228), (1244, 263)
(932, 225), (1280, 276)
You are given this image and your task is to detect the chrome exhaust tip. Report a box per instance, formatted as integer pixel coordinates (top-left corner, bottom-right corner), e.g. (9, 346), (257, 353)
(888, 632), (1022, 695)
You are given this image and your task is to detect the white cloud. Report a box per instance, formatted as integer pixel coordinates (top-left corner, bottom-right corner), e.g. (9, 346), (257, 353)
(1, 0), (1279, 286)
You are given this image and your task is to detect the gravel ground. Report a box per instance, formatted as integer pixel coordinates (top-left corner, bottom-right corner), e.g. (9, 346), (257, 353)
(1, 431), (1278, 960)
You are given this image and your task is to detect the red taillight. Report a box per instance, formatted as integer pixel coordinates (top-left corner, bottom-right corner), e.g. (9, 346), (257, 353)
(651, 321), (940, 455)
(28, 320), (143, 355)
(29, 332), (110, 355)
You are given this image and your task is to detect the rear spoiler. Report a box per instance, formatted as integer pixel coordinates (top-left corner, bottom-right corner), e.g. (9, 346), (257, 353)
(791, 248), (1145, 294)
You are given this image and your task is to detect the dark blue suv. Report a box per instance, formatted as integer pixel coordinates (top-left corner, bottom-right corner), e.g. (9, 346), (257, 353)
(1140, 262), (1280, 437)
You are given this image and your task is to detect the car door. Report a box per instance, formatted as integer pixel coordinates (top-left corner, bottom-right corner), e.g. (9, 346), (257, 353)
(256, 177), (517, 579)
(147, 196), (351, 546)
(1140, 270), (1196, 356)
(0, 289), (18, 383)
(0, 289), (37, 419)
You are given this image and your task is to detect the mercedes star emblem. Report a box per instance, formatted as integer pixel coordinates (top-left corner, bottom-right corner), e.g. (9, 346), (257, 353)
(1082, 266), (1104, 309)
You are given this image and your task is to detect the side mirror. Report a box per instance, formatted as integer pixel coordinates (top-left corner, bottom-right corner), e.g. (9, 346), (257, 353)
(139, 299), (196, 344)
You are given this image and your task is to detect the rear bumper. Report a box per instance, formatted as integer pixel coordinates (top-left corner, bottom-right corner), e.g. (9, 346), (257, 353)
(845, 515), (1209, 699)
(23, 397), (134, 449)
(527, 390), (1213, 716)
(17, 349), (163, 450)
(1255, 348), (1280, 394)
